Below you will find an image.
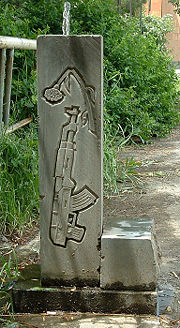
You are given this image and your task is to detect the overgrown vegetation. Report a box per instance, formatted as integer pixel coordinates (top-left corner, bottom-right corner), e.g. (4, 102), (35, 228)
(0, 0), (179, 136)
(169, 0), (180, 15)
(0, 125), (39, 234)
(0, 0), (179, 232)
(0, 250), (19, 321)
(117, 0), (147, 16)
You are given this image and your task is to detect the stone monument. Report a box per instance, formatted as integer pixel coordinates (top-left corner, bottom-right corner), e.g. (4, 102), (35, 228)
(12, 5), (159, 314)
(38, 35), (103, 287)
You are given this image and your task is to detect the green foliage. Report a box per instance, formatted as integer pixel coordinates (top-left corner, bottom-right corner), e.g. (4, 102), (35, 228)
(0, 0), (179, 139)
(118, 0), (147, 15)
(103, 13), (180, 141)
(168, 0), (180, 15)
(0, 124), (39, 234)
(142, 14), (174, 47)
(0, 250), (19, 318)
(0, 0), (179, 227)
(104, 123), (142, 194)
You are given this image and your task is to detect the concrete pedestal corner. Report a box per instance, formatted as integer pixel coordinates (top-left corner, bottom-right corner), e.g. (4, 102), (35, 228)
(100, 218), (159, 291)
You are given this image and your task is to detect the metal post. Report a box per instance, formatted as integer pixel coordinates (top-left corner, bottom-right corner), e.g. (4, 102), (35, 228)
(148, 0), (151, 14)
(0, 48), (6, 132)
(0, 36), (36, 50)
(62, 2), (71, 36)
(129, 0), (132, 16)
(118, 0), (121, 13)
(3, 49), (14, 126)
(140, 0), (143, 34)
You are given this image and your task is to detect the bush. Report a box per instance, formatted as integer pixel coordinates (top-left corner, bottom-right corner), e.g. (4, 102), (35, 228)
(169, 0), (180, 15)
(0, 0), (179, 140)
(0, 0), (179, 228)
(104, 28), (179, 140)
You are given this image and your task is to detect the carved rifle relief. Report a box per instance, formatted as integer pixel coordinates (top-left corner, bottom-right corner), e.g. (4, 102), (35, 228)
(43, 68), (98, 247)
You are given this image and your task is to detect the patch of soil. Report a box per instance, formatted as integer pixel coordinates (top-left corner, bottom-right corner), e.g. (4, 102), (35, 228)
(0, 223), (40, 268)
(104, 125), (180, 319)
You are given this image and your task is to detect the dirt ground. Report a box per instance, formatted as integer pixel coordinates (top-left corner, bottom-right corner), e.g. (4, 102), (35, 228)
(104, 125), (180, 320)
(1, 125), (180, 326)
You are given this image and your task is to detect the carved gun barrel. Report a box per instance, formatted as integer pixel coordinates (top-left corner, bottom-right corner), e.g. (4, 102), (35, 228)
(50, 106), (80, 246)
(43, 69), (99, 248)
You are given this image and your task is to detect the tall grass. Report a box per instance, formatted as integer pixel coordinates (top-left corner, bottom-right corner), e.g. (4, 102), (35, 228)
(0, 0), (179, 233)
(0, 250), (19, 327)
(0, 124), (39, 234)
(104, 129), (142, 195)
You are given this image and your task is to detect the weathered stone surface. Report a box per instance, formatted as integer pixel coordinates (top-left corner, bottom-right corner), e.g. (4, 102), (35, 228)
(37, 36), (103, 287)
(100, 218), (159, 291)
(12, 265), (157, 315)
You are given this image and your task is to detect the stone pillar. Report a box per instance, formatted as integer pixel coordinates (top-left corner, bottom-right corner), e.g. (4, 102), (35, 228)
(37, 36), (103, 287)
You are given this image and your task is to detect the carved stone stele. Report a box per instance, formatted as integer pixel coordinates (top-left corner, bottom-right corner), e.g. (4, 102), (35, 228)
(37, 35), (103, 287)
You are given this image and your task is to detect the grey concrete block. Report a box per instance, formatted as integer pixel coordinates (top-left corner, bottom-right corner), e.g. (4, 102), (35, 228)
(37, 36), (103, 287)
(100, 218), (159, 291)
(12, 265), (157, 315)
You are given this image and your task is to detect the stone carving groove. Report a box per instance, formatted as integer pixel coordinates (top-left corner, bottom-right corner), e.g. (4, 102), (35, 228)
(43, 67), (96, 134)
(43, 68), (98, 247)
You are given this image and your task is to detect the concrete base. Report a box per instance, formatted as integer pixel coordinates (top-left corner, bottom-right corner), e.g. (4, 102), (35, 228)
(12, 265), (157, 315)
(100, 218), (159, 291)
(1, 314), (165, 328)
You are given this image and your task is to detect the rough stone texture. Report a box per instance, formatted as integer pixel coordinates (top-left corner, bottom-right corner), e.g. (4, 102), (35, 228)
(100, 218), (159, 291)
(37, 36), (103, 287)
(12, 265), (157, 315)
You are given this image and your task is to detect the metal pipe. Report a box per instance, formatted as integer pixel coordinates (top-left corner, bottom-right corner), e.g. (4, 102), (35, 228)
(118, 0), (121, 13)
(129, 0), (132, 16)
(3, 49), (14, 126)
(140, 0), (143, 34)
(62, 2), (71, 36)
(0, 36), (36, 50)
(0, 48), (6, 132)
(148, 0), (151, 14)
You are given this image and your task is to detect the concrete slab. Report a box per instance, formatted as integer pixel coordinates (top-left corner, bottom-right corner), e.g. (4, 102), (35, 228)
(52, 316), (166, 327)
(12, 264), (157, 315)
(37, 36), (103, 287)
(12, 314), (168, 328)
(100, 218), (159, 290)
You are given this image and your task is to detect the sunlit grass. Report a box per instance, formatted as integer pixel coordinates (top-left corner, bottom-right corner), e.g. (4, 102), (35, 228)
(0, 123), (39, 235)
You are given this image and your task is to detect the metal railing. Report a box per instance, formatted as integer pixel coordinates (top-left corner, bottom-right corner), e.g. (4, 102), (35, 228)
(0, 2), (71, 134)
(0, 36), (37, 133)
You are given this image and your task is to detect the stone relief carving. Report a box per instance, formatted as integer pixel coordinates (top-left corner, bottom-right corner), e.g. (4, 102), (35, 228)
(43, 68), (98, 247)
(43, 67), (96, 134)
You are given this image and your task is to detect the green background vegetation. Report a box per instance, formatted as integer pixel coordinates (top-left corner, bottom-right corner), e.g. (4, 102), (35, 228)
(169, 0), (180, 14)
(0, 0), (179, 234)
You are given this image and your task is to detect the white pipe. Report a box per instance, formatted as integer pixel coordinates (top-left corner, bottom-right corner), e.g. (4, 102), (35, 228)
(4, 49), (14, 126)
(0, 49), (6, 132)
(0, 36), (37, 50)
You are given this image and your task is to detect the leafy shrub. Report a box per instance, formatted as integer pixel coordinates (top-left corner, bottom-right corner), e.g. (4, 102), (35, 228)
(169, 0), (180, 15)
(0, 0), (179, 228)
(103, 13), (179, 141)
(0, 250), (19, 314)
(142, 14), (174, 48)
(0, 0), (179, 140)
